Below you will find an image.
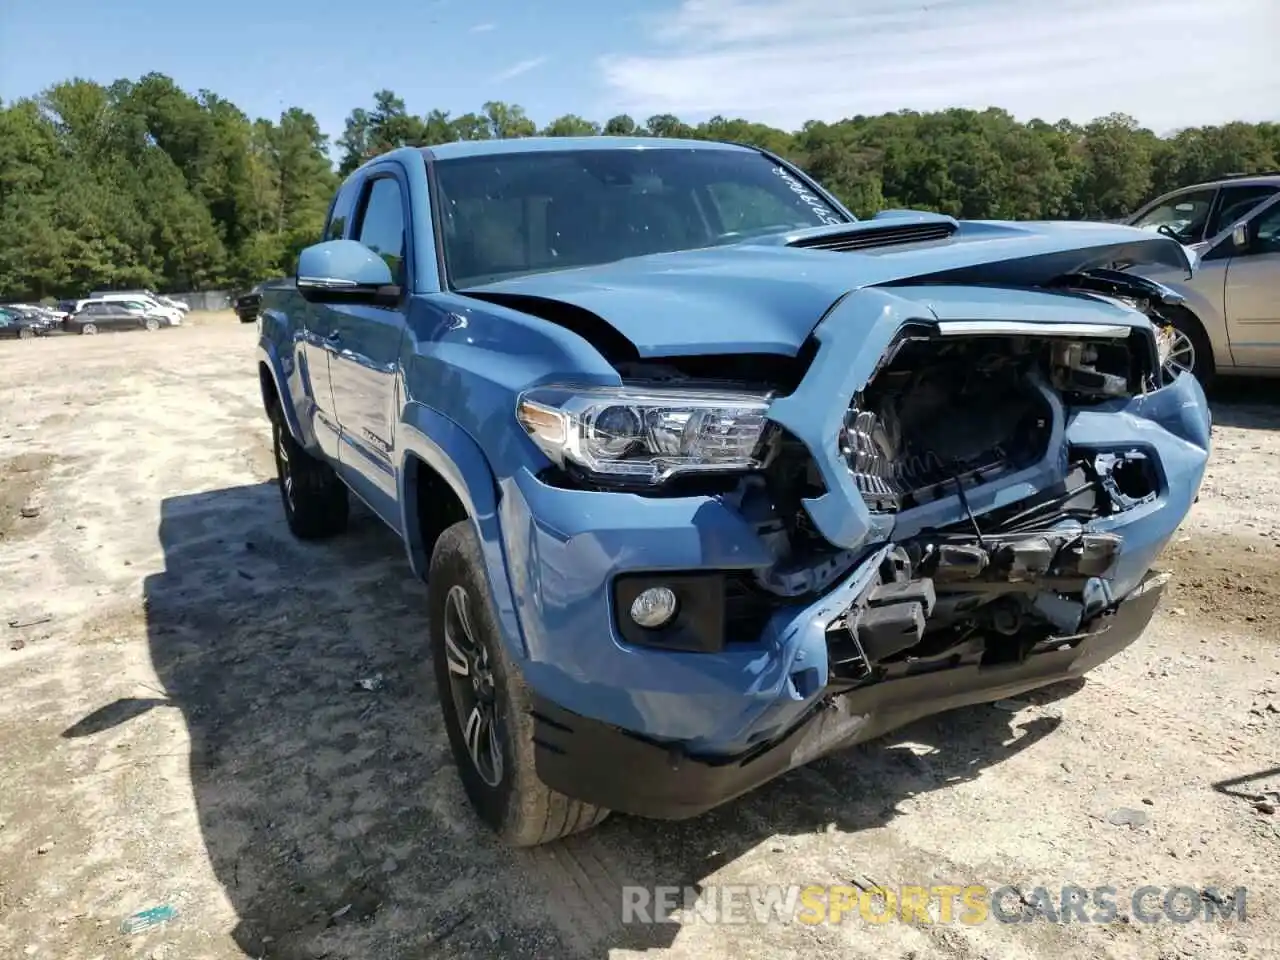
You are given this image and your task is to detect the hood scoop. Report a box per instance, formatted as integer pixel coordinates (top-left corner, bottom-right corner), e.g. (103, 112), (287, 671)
(786, 214), (959, 253)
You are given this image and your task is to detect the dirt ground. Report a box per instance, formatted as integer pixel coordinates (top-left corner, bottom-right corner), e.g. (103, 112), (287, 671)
(1, 312), (1278, 960)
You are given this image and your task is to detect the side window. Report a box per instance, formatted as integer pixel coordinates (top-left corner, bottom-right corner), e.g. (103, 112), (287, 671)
(1210, 185), (1279, 237)
(325, 178), (361, 241)
(1130, 188), (1217, 244)
(1246, 203), (1280, 256)
(355, 176), (407, 286)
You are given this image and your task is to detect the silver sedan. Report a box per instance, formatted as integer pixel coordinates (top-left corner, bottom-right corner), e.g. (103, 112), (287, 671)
(1135, 192), (1280, 386)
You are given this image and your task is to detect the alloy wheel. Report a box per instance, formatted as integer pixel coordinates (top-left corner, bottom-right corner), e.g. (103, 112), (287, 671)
(442, 584), (504, 787)
(1159, 325), (1196, 380)
(275, 427), (295, 509)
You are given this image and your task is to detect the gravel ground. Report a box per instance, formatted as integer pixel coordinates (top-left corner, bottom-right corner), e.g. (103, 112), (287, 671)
(1, 314), (1277, 960)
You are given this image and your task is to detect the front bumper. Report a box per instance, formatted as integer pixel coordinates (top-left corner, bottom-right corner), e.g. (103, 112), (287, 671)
(531, 571), (1167, 819)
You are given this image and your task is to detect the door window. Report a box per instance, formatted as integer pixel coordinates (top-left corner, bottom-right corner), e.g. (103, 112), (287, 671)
(1209, 185), (1279, 237)
(355, 177), (407, 286)
(1245, 203), (1280, 256)
(1130, 188), (1216, 244)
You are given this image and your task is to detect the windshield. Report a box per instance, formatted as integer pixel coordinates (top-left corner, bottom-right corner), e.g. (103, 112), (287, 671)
(432, 148), (849, 287)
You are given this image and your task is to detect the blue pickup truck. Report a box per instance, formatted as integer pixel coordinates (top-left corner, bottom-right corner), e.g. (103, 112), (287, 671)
(257, 137), (1210, 846)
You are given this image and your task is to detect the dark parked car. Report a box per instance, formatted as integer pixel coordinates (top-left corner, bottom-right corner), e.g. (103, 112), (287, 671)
(233, 285), (263, 323)
(64, 300), (171, 335)
(0, 307), (49, 339)
(235, 278), (291, 323)
(2, 304), (60, 331)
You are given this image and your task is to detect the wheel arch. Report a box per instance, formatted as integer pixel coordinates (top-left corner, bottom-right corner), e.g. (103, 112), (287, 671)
(257, 343), (307, 444)
(398, 401), (528, 659)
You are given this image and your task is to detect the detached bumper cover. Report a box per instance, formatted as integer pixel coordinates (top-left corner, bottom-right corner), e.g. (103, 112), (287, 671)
(532, 571), (1166, 820)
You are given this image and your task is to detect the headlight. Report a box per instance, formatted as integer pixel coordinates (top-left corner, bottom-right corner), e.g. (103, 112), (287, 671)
(516, 385), (770, 484)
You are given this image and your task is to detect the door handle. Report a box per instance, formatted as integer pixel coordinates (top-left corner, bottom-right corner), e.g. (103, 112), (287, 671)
(325, 330), (342, 344)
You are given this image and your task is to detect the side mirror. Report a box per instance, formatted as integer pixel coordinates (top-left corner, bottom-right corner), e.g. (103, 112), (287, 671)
(1231, 224), (1250, 251)
(296, 239), (401, 306)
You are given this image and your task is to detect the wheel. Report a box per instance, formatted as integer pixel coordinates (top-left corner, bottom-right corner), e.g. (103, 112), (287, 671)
(18, 326), (33, 340)
(270, 413), (349, 540)
(144, 317), (160, 331)
(429, 520), (610, 846)
(80, 323), (98, 336)
(1157, 308), (1214, 390)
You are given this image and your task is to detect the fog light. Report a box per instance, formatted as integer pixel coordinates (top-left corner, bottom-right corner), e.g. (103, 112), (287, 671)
(630, 586), (679, 629)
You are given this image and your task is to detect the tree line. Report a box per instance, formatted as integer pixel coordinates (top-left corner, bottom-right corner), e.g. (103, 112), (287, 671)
(2, 74), (1278, 300)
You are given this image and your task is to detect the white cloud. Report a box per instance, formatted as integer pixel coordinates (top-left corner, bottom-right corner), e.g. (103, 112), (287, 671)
(469, 22), (497, 33)
(599, 0), (1280, 132)
(492, 56), (549, 82)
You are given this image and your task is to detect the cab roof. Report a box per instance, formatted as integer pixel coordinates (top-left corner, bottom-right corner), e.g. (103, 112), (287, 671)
(421, 136), (754, 162)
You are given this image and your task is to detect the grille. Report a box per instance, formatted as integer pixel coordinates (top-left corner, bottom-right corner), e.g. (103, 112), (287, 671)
(788, 222), (956, 252)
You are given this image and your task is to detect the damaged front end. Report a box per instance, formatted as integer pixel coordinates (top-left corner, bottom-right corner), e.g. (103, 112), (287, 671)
(524, 285), (1209, 818)
(744, 283), (1208, 717)
(508, 222), (1211, 820)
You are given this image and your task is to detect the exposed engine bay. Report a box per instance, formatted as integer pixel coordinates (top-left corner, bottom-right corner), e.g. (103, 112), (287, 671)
(613, 291), (1167, 686)
(838, 326), (1147, 514)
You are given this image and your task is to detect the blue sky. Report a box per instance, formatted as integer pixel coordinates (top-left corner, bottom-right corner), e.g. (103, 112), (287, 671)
(3, 0), (1277, 146)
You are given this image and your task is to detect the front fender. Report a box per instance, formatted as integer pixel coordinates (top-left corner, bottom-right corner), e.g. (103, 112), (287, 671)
(257, 338), (307, 445)
(397, 401), (527, 660)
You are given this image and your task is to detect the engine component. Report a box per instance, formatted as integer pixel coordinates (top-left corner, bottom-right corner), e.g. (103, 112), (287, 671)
(1049, 341), (1129, 397)
(840, 332), (1142, 514)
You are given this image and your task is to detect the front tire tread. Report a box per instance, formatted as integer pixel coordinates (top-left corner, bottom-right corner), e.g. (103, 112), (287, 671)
(428, 520), (609, 846)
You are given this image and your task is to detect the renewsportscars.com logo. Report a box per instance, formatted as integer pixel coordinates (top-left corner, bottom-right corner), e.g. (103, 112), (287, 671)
(621, 884), (1248, 926)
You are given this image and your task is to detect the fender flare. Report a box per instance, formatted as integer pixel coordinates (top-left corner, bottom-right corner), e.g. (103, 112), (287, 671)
(397, 401), (528, 659)
(257, 340), (306, 443)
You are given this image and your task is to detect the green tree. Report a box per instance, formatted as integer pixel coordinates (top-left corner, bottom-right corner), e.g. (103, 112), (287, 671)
(2, 75), (1276, 301)
(541, 114), (601, 137)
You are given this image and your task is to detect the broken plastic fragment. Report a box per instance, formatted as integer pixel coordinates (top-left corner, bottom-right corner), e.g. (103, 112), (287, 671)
(120, 904), (178, 934)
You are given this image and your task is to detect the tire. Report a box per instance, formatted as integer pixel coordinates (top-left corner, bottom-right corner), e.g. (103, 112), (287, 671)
(429, 520), (610, 846)
(270, 412), (349, 540)
(1159, 308), (1214, 391)
(80, 323), (98, 336)
(144, 317), (160, 331)
(18, 326), (33, 340)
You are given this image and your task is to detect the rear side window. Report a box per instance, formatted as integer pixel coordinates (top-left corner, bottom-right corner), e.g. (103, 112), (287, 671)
(355, 176), (407, 286)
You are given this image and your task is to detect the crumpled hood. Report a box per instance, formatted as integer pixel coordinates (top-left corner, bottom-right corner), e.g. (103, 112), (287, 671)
(462, 219), (1192, 357)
